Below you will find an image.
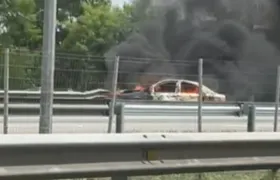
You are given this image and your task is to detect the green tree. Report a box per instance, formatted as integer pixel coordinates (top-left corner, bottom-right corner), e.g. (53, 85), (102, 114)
(0, 0), (134, 91)
(0, 0), (41, 48)
(62, 1), (131, 53)
(0, 0), (42, 90)
(53, 1), (132, 91)
(35, 0), (112, 46)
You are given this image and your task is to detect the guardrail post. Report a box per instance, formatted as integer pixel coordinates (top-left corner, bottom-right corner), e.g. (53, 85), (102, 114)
(247, 104), (256, 132)
(115, 103), (124, 133)
(113, 103), (127, 180)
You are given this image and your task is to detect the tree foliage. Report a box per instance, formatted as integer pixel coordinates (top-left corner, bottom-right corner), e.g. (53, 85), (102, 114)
(0, 0), (134, 90)
(56, 1), (133, 90)
(62, 2), (130, 53)
(0, 0), (41, 48)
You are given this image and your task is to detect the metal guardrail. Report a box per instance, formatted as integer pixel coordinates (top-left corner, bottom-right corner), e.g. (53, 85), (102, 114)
(0, 101), (242, 117)
(114, 99), (278, 106)
(0, 99), (280, 117)
(112, 103), (257, 133)
(119, 102), (242, 116)
(1, 100), (280, 117)
(1, 132), (280, 179)
(2, 90), (279, 106)
(115, 101), (280, 117)
(0, 89), (110, 99)
(110, 100), (244, 117)
(0, 103), (108, 116)
(2, 97), (108, 104)
(252, 105), (280, 117)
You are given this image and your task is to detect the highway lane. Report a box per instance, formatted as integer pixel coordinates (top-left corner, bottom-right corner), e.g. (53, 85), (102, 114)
(0, 115), (277, 133)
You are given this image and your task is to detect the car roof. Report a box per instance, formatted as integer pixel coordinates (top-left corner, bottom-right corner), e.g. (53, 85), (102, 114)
(154, 78), (199, 85)
(153, 78), (216, 94)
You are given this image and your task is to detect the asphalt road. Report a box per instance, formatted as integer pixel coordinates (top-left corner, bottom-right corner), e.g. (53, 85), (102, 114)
(0, 115), (277, 134)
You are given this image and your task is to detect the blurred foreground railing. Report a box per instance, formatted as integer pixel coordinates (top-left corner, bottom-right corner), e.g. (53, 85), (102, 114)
(1, 133), (280, 180)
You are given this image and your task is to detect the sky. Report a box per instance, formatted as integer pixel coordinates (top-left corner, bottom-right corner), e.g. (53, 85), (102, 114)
(111, 0), (131, 6)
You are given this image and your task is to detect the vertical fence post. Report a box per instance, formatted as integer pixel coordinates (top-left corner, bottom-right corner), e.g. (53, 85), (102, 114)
(3, 48), (9, 134)
(107, 56), (120, 133)
(247, 104), (256, 132)
(198, 58), (203, 132)
(197, 58), (203, 180)
(274, 66), (280, 132)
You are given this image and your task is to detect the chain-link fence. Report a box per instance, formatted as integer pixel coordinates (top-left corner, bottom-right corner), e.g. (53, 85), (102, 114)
(0, 48), (41, 90)
(0, 48), (113, 91)
(1, 48), (279, 102)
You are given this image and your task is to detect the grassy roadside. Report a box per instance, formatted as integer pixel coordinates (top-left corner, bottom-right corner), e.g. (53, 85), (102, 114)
(72, 170), (279, 180)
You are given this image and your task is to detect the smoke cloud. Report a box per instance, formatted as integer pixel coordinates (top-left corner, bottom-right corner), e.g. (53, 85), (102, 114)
(105, 0), (280, 101)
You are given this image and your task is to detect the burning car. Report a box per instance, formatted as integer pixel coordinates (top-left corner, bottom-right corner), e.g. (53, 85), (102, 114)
(151, 79), (226, 102)
(106, 78), (226, 102)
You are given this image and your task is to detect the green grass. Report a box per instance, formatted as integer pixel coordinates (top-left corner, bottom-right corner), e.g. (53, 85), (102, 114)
(71, 170), (280, 180)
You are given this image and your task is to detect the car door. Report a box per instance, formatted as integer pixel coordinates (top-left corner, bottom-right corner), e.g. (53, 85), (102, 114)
(178, 81), (200, 102)
(150, 80), (180, 101)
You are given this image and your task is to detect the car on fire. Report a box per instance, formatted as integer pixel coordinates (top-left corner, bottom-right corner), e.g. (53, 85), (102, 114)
(106, 78), (226, 102)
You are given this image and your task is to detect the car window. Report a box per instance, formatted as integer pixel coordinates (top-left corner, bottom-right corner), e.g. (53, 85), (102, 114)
(154, 81), (177, 93)
(202, 86), (216, 94)
(181, 82), (199, 94)
(122, 90), (134, 93)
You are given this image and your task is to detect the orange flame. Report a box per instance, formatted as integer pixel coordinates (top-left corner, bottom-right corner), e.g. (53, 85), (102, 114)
(134, 85), (145, 91)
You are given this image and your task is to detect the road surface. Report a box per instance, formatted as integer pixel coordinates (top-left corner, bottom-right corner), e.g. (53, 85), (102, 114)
(0, 115), (277, 134)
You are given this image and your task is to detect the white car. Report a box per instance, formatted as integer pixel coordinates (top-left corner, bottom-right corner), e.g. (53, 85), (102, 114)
(149, 79), (226, 102)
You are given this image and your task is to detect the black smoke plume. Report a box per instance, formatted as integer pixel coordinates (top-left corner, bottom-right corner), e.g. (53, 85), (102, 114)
(105, 0), (280, 101)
